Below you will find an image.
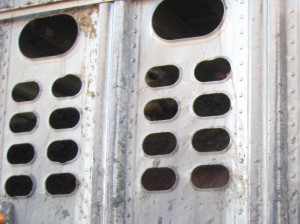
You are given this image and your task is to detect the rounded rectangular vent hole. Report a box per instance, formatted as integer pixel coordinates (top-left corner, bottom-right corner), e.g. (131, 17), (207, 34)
(192, 129), (230, 152)
(10, 112), (37, 133)
(5, 175), (34, 197)
(195, 58), (231, 82)
(143, 132), (176, 156)
(7, 143), (35, 164)
(49, 108), (80, 129)
(146, 65), (179, 87)
(52, 75), (82, 97)
(141, 168), (176, 191)
(193, 93), (230, 117)
(19, 14), (78, 58)
(48, 140), (78, 163)
(144, 98), (178, 121)
(191, 165), (229, 189)
(46, 173), (77, 195)
(12, 81), (40, 102)
(152, 0), (224, 40)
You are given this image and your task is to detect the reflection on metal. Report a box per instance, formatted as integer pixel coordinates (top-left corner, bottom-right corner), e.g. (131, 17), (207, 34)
(0, 202), (13, 224)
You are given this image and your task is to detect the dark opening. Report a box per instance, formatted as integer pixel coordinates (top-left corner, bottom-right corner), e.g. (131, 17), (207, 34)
(10, 112), (37, 133)
(152, 0), (225, 40)
(143, 132), (176, 156)
(141, 168), (176, 191)
(7, 143), (35, 164)
(195, 58), (231, 82)
(19, 14), (78, 58)
(49, 108), (80, 129)
(5, 175), (33, 197)
(144, 98), (178, 121)
(146, 65), (179, 87)
(12, 81), (40, 102)
(191, 165), (229, 189)
(192, 129), (230, 152)
(52, 75), (82, 97)
(48, 140), (78, 163)
(46, 173), (77, 195)
(193, 93), (230, 117)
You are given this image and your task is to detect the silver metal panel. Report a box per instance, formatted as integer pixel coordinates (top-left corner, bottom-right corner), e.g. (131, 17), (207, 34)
(122, 0), (250, 223)
(0, 4), (113, 223)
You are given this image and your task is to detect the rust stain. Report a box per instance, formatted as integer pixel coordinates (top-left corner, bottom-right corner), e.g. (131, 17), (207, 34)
(75, 7), (99, 39)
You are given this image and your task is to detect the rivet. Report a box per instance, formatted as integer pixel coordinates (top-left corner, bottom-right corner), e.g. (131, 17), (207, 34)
(239, 142), (243, 146)
(132, 44), (136, 48)
(290, 9), (295, 13)
(131, 73), (135, 77)
(291, 174), (296, 178)
(240, 0), (244, 4)
(290, 89), (295, 94)
(290, 105), (295, 110)
(239, 109), (243, 114)
(289, 72), (295, 77)
(291, 122), (296, 127)
(291, 24), (295, 29)
(238, 209), (243, 214)
(290, 39), (295, 45)
(239, 46), (244, 50)
(239, 93), (243, 97)
(240, 15), (244, 19)
(131, 58), (136, 63)
(133, 29), (137, 34)
(133, 15), (138, 19)
(131, 88), (135, 92)
(239, 126), (243, 130)
(240, 30), (244, 34)
(239, 61), (243, 65)
(289, 56), (295, 61)
(239, 158), (244, 163)
(239, 77), (243, 81)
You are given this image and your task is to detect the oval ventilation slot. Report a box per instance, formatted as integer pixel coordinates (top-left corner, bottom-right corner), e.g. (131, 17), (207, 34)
(191, 165), (229, 189)
(152, 0), (225, 40)
(5, 175), (34, 197)
(146, 65), (179, 87)
(144, 98), (178, 121)
(19, 14), (78, 58)
(46, 173), (77, 195)
(52, 75), (82, 97)
(193, 93), (230, 117)
(141, 168), (176, 191)
(10, 112), (37, 133)
(192, 129), (230, 152)
(49, 108), (80, 129)
(195, 58), (231, 82)
(143, 132), (177, 156)
(12, 81), (40, 102)
(7, 143), (35, 164)
(48, 140), (78, 163)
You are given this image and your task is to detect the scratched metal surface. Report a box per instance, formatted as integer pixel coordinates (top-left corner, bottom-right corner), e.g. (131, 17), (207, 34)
(122, 0), (250, 223)
(0, 4), (112, 224)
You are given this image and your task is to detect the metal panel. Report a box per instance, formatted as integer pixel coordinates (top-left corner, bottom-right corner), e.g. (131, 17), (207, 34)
(0, 3), (113, 223)
(119, 0), (250, 223)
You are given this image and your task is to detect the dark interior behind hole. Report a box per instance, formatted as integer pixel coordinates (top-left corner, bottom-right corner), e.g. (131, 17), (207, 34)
(191, 165), (229, 188)
(192, 129), (230, 152)
(48, 140), (78, 163)
(143, 132), (177, 156)
(49, 108), (80, 129)
(146, 65), (179, 87)
(152, 0), (224, 40)
(10, 112), (37, 133)
(195, 58), (231, 82)
(193, 93), (230, 117)
(46, 173), (77, 195)
(141, 168), (176, 191)
(19, 14), (78, 58)
(52, 75), (82, 97)
(144, 98), (178, 121)
(12, 81), (40, 102)
(7, 143), (35, 164)
(5, 175), (33, 197)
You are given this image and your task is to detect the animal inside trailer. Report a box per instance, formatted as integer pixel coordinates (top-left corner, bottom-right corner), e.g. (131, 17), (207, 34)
(0, 0), (298, 223)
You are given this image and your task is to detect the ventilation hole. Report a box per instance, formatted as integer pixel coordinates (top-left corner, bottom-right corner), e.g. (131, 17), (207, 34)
(10, 112), (37, 133)
(144, 98), (178, 121)
(19, 14), (78, 58)
(195, 58), (231, 82)
(152, 0), (225, 40)
(52, 75), (82, 97)
(146, 65), (179, 87)
(48, 140), (78, 163)
(46, 173), (77, 195)
(193, 93), (230, 117)
(191, 165), (229, 189)
(49, 108), (80, 129)
(143, 132), (176, 156)
(5, 175), (33, 197)
(141, 168), (176, 191)
(7, 143), (35, 164)
(12, 81), (40, 102)
(192, 129), (230, 152)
